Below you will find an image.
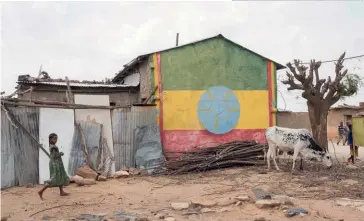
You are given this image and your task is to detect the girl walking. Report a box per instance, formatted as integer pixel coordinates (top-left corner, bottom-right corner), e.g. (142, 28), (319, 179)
(38, 133), (70, 200)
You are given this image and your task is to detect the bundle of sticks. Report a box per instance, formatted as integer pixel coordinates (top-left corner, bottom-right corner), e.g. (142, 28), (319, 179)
(155, 140), (267, 175)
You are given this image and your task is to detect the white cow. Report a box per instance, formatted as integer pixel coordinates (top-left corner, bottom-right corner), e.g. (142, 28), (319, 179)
(265, 126), (332, 171)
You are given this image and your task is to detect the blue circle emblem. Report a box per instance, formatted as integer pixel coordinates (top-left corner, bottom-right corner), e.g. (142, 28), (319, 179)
(198, 86), (240, 135)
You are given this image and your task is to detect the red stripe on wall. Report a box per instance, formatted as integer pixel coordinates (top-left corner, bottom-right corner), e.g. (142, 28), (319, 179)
(163, 129), (266, 154)
(156, 52), (165, 146)
(267, 61), (273, 126)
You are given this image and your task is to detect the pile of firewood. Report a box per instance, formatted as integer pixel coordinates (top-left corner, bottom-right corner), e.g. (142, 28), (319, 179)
(154, 140), (267, 175)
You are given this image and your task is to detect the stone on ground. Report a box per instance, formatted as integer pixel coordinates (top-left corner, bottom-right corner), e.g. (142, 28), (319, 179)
(75, 165), (98, 180)
(251, 188), (271, 201)
(271, 195), (294, 205)
(97, 175), (107, 181)
(171, 202), (191, 210)
(255, 199), (281, 209)
(113, 170), (130, 178)
(285, 208), (308, 217)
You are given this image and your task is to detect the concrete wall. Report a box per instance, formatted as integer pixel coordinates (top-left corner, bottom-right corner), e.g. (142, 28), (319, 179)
(19, 87), (139, 106)
(327, 108), (364, 139)
(277, 108), (364, 139)
(277, 112), (311, 131)
(149, 37), (278, 155)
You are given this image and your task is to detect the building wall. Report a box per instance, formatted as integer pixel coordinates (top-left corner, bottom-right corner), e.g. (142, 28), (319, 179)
(277, 108), (364, 140)
(138, 59), (151, 100)
(19, 88), (139, 106)
(327, 108), (364, 139)
(277, 112), (311, 131)
(150, 38), (278, 154)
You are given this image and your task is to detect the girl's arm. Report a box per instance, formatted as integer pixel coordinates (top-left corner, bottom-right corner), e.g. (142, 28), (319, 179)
(50, 147), (62, 159)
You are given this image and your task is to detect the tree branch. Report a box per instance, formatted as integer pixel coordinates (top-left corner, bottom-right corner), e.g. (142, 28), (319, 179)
(281, 72), (304, 90)
(325, 52), (348, 101)
(286, 61), (306, 83)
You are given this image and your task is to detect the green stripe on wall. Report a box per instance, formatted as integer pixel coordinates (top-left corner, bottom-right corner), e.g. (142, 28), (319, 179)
(274, 64), (278, 124)
(160, 38), (268, 90)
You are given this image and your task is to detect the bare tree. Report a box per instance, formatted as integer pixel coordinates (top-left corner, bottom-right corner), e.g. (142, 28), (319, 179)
(282, 52), (362, 149)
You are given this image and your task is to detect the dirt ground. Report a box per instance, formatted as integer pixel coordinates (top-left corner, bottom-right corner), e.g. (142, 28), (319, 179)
(2, 143), (363, 221)
(2, 159), (364, 221)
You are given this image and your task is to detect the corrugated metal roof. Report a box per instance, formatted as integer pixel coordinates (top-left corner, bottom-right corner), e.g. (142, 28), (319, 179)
(112, 34), (286, 82)
(18, 81), (138, 88)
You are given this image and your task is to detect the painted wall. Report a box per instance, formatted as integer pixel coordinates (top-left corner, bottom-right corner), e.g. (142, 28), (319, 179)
(39, 108), (75, 184)
(150, 37), (277, 154)
(352, 116), (364, 146)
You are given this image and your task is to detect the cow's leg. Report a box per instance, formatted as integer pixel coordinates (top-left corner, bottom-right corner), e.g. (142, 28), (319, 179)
(267, 145), (272, 170)
(295, 152), (304, 171)
(292, 150), (300, 172)
(272, 145), (280, 171)
(275, 148), (279, 163)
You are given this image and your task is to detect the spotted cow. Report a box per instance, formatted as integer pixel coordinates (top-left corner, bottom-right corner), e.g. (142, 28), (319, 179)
(265, 126), (332, 171)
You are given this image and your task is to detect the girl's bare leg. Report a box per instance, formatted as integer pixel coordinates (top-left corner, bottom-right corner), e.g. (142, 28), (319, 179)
(59, 186), (69, 196)
(38, 184), (49, 200)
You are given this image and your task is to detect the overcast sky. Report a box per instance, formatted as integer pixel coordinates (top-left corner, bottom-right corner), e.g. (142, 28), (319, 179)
(1, 1), (363, 111)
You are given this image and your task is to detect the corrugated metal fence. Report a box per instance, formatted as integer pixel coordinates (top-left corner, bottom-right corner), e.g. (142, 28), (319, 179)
(1, 105), (158, 188)
(112, 105), (157, 169)
(1, 107), (39, 189)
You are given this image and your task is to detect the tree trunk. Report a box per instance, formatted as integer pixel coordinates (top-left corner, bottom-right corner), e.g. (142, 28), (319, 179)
(307, 101), (329, 150)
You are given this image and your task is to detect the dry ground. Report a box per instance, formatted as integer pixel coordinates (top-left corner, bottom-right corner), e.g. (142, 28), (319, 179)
(2, 160), (364, 221)
(2, 142), (363, 221)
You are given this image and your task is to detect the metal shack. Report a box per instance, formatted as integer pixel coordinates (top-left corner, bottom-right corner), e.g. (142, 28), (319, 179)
(113, 34), (285, 155)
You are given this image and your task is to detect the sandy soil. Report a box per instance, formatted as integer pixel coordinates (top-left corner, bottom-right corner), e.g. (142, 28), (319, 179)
(2, 160), (364, 221)
(2, 142), (363, 221)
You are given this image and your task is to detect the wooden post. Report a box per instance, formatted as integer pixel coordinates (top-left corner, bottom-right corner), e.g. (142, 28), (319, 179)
(176, 33), (179, 46)
(144, 86), (158, 104)
(65, 76), (74, 103)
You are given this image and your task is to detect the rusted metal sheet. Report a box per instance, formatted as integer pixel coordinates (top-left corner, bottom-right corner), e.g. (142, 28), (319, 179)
(18, 81), (136, 88)
(1, 107), (39, 188)
(111, 106), (157, 169)
(69, 121), (102, 175)
(352, 116), (364, 147)
(74, 94), (115, 174)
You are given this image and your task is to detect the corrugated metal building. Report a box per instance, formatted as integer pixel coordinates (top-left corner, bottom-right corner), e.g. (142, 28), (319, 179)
(112, 34), (285, 155)
(16, 73), (141, 106)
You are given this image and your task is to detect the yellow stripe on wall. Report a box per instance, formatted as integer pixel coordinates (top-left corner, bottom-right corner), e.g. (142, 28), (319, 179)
(270, 62), (277, 126)
(163, 90), (269, 130)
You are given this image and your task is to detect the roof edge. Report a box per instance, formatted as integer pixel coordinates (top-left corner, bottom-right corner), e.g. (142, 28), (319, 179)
(112, 34), (285, 82)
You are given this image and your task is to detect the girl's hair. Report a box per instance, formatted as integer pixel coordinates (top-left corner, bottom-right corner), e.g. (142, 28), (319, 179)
(49, 133), (58, 144)
(348, 124), (352, 130)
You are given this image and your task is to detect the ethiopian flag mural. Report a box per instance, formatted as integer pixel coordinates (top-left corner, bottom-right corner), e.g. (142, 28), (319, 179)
(150, 36), (282, 154)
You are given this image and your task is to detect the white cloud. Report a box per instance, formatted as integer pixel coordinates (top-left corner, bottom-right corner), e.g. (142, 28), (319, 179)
(1, 1), (363, 111)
